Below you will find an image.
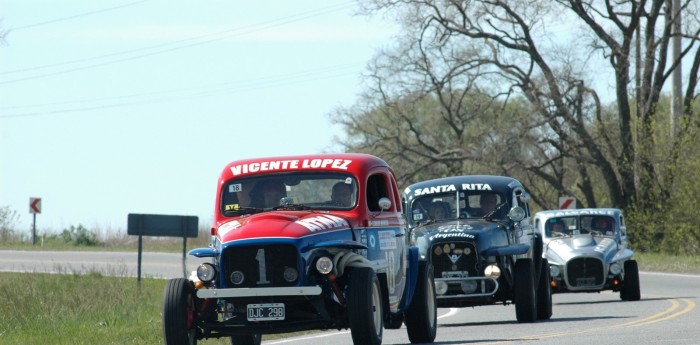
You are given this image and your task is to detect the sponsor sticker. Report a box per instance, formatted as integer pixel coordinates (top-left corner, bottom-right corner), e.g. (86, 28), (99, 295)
(378, 230), (397, 250)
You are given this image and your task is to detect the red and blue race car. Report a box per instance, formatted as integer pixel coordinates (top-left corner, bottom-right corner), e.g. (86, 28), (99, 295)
(163, 153), (436, 345)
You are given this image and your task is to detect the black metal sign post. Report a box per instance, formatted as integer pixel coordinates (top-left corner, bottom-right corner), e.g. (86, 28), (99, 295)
(127, 214), (198, 287)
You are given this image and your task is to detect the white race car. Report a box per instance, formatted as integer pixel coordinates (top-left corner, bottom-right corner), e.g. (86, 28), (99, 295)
(533, 208), (640, 301)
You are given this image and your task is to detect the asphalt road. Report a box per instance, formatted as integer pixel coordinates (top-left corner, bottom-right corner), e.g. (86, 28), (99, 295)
(1, 250), (697, 344)
(0, 249), (208, 279)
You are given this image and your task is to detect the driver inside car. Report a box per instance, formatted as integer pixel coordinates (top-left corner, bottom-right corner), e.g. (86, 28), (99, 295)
(472, 193), (498, 217)
(251, 180), (287, 208)
(547, 220), (567, 236)
(429, 201), (449, 220)
(330, 182), (353, 207)
(591, 216), (613, 234)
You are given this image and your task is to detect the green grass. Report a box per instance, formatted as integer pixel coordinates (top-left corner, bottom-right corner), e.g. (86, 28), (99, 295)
(0, 272), (168, 345)
(0, 272), (322, 345)
(634, 252), (700, 274)
(0, 254), (696, 345)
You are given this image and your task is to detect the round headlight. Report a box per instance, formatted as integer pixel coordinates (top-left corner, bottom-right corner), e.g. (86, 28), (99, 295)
(316, 257), (333, 275)
(460, 280), (478, 293)
(508, 207), (526, 222)
(609, 262), (622, 275)
(435, 281), (448, 295)
(230, 270), (245, 285)
(283, 267), (299, 282)
(550, 265), (561, 277)
(196, 263), (217, 282)
(484, 264), (501, 279)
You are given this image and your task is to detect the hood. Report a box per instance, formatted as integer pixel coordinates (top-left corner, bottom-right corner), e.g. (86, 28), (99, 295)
(545, 235), (619, 264)
(216, 211), (352, 243)
(411, 219), (509, 254)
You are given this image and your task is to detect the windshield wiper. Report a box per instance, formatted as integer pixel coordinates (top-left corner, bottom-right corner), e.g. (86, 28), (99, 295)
(223, 207), (264, 216)
(272, 204), (312, 211)
(484, 202), (508, 221)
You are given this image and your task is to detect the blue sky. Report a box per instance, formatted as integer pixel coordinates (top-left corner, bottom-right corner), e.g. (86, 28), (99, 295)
(0, 0), (396, 235)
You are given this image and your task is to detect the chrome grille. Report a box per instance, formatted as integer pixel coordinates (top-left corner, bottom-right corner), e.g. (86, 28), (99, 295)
(430, 242), (478, 278)
(222, 244), (299, 288)
(566, 257), (604, 287)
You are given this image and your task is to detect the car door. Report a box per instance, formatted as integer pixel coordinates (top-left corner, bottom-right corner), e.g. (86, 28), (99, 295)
(364, 170), (406, 311)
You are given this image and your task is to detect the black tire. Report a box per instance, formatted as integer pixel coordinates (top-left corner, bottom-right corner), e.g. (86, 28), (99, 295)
(532, 235), (543, 280)
(404, 261), (437, 344)
(621, 260), (641, 301)
(230, 334), (262, 345)
(347, 267), (383, 345)
(536, 259), (552, 320)
(514, 258), (537, 323)
(163, 278), (198, 345)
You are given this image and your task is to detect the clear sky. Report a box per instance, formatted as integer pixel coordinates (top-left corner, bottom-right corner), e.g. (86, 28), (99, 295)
(0, 0), (396, 236)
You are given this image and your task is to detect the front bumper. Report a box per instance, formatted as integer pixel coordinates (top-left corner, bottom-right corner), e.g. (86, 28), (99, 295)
(197, 286), (322, 298)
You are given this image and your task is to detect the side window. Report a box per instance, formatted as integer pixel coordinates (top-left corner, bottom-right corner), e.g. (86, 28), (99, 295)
(390, 175), (402, 213)
(619, 215), (627, 236)
(366, 173), (389, 212)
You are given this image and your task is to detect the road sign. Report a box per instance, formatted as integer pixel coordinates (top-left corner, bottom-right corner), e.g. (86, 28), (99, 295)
(29, 197), (41, 214)
(558, 196), (576, 209)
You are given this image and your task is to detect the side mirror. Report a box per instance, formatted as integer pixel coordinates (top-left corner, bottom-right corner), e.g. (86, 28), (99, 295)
(508, 207), (526, 222)
(514, 187), (531, 202)
(378, 197), (392, 211)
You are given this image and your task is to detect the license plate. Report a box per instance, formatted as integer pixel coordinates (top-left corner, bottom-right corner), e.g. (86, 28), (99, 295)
(442, 271), (469, 278)
(247, 303), (285, 321)
(576, 277), (596, 286)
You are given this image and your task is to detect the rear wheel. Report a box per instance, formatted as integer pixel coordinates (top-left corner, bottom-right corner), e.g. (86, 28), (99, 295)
(230, 334), (261, 345)
(163, 278), (198, 345)
(514, 258), (537, 323)
(536, 259), (552, 320)
(404, 261), (437, 343)
(621, 260), (641, 301)
(347, 267), (383, 345)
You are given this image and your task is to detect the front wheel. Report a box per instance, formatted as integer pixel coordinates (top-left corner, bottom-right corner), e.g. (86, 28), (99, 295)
(404, 260), (437, 343)
(621, 260), (641, 301)
(163, 278), (198, 345)
(536, 259), (552, 320)
(347, 267), (383, 345)
(514, 258), (537, 323)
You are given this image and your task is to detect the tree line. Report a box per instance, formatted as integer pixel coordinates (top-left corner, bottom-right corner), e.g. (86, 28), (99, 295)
(330, 0), (700, 254)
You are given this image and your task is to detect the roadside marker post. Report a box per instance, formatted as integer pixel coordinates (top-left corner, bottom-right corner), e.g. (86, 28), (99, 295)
(558, 196), (576, 209)
(29, 197), (41, 245)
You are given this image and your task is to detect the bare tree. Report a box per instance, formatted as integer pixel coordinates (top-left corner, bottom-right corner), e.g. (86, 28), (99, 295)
(338, 0), (700, 212)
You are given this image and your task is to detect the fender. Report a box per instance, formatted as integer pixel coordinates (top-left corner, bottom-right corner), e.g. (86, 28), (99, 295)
(482, 243), (530, 257)
(397, 247), (420, 311)
(189, 247), (218, 258)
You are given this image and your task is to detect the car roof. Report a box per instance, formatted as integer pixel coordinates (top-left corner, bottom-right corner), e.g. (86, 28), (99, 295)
(219, 153), (390, 181)
(402, 175), (524, 202)
(534, 208), (623, 222)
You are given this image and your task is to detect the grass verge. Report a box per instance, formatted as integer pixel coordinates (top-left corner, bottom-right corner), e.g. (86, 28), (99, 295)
(634, 252), (700, 274)
(0, 272), (322, 345)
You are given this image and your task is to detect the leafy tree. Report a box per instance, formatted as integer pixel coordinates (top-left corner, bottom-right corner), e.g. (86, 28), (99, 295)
(329, 0), (700, 253)
(345, 0), (700, 210)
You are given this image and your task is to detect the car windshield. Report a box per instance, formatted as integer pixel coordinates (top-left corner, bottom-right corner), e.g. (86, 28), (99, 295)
(544, 215), (616, 238)
(408, 191), (508, 226)
(220, 172), (357, 217)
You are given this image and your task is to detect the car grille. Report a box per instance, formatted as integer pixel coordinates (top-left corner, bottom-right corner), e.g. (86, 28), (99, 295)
(566, 257), (604, 287)
(430, 242), (478, 278)
(222, 244), (299, 288)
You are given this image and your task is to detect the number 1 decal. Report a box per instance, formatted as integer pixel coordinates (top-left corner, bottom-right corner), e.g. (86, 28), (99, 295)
(256, 248), (270, 284)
